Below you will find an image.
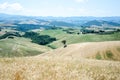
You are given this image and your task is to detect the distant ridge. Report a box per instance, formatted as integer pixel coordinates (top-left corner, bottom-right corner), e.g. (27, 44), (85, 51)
(82, 20), (120, 26)
(0, 13), (120, 27)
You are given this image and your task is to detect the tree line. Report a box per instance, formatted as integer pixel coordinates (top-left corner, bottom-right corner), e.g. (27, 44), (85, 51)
(0, 32), (21, 39)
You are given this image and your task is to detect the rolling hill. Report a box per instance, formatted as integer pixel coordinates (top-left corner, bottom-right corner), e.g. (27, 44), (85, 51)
(39, 29), (120, 48)
(0, 13), (120, 80)
(0, 41), (120, 80)
(38, 41), (120, 61)
(1, 13), (120, 28)
(0, 37), (51, 57)
(0, 29), (120, 57)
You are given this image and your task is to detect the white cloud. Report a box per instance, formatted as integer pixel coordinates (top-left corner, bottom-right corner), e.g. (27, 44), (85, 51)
(0, 2), (24, 14)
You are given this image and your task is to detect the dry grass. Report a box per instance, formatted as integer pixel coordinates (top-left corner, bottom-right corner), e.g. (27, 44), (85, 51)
(0, 41), (120, 80)
(40, 41), (120, 61)
(0, 57), (120, 80)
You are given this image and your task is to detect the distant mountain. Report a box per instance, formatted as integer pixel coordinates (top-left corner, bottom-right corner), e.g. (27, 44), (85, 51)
(82, 20), (120, 27)
(82, 20), (102, 26)
(0, 13), (30, 20)
(0, 13), (120, 28)
(39, 16), (120, 25)
(49, 21), (75, 27)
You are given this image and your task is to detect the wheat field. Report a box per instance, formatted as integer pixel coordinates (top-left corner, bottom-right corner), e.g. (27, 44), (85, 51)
(0, 56), (120, 80)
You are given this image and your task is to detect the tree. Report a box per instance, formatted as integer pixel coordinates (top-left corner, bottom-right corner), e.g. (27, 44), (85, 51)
(117, 29), (120, 32)
(77, 32), (80, 35)
(62, 40), (67, 48)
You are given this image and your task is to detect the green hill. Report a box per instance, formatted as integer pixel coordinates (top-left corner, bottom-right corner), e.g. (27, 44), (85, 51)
(38, 29), (120, 48)
(0, 29), (120, 57)
(0, 37), (51, 57)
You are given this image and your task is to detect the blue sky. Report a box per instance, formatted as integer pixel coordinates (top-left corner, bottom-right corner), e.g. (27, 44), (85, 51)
(0, 0), (120, 17)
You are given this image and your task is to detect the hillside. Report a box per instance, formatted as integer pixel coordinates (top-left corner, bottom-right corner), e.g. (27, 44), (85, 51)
(39, 29), (120, 48)
(0, 40), (120, 80)
(39, 41), (120, 61)
(0, 37), (51, 57)
(1, 41), (120, 80)
(0, 29), (119, 57)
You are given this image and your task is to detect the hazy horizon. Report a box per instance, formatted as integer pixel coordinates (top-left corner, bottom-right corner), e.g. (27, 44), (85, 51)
(0, 0), (120, 17)
(1, 13), (120, 17)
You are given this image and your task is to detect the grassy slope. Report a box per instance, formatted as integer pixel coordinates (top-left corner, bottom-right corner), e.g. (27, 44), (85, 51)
(39, 41), (120, 61)
(39, 29), (120, 48)
(0, 29), (119, 57)
(0, 37), (51, 57)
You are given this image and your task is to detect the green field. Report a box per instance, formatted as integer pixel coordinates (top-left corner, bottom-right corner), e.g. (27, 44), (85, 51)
(38, 29), (120, 48)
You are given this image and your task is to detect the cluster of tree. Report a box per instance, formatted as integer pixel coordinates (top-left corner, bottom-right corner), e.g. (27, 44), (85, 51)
(81, 29), (120, 34)
(63, 28), (76, 34)
(81, 29), (98, 34)
(50, 25), (62, 30)
(63, 28), (81, 35)
(0, 32), (21, 39)
(23, 32), (56, 45)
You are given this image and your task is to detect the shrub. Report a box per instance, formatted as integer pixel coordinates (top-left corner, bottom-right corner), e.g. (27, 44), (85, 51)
(96, 53), (102, 60)
(47, 45), (57, 49)
(106, 51), (113, 59)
